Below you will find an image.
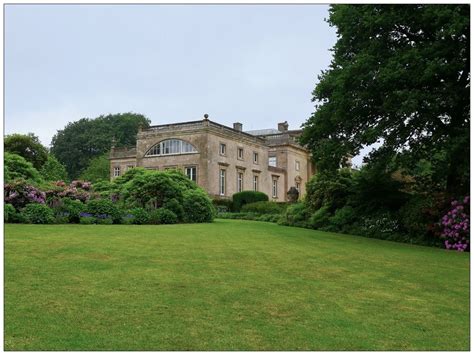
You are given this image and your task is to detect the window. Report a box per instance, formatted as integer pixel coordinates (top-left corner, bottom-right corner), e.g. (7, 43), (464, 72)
(219, 143), (226, 156)
(219, 169), (226, 196)
(272, 178), (278, 198)
(113, 167), (121, 177)
(237, 172), (244, 192)
(253, 152), (258, 164)
(145, 139), (197, 157)
(295, 160), (300, 171)
(253, 175), (259, 191)
(296, 182), (301, 192)
(238, 148), (244, 160)
(269, 156), (277, 167)
(185, 166), (197, 182)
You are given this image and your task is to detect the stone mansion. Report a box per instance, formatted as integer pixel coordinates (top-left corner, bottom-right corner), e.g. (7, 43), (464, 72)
(109, 115), (315, 202)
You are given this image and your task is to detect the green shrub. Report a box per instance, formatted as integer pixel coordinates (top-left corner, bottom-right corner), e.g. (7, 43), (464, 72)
(79, 216), (95, 225)
(329, 206), (356, 230)
(4, 204), (16, 223)
(150, 208), (178, 224)
(21, 203), (54, 224)
(310, 205), (332, 229)
(85, 198), (122, 223)
(232, 191), (268, 211)
(54, 215), (70, 224)
(241, 201), (283, 215)
(128, 207), (150, 225)
(96, 217), (113, 225)
(163, 198), (184, 221)
(278, 202), (310, 227)
(4, 152), (43, 183)
(182, 190), (214, 223)
(212, 198), (234, 212)
(56, 198), (85, 223)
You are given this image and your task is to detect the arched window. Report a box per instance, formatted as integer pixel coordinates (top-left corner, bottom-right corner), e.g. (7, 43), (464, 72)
(145, 139), (198, 157)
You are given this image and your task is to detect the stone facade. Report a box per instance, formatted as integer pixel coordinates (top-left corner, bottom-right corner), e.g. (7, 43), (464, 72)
(109, 117), (315, 202)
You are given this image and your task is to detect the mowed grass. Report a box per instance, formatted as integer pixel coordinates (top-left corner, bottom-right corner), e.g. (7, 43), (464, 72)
(5, 220), (469, 350)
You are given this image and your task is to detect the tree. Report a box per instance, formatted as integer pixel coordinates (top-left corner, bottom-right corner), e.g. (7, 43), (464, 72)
(40, 155), (68, 182)
(79, 153), (110, 183)
(301, 5), (469, 194)
(4, 152), (43, 183)
(5, 133), (49, 170)
(50, 112), (150, 179)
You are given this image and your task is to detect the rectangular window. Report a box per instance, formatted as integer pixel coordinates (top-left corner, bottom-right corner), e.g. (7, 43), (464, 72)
(253, 152), (258, 164)
(219, 169), (226, 196)
(113, 167), (121, 177)
(238, 148), (244, 160)
(272, 178), (278, 198)
(237, 172), (244, 192)
(219, 143), (226, 156)
(295, 160), (300, 171)
(269, 156), (277, 167)
(253, 175), (258, 191)
(185, 166), (197, 182)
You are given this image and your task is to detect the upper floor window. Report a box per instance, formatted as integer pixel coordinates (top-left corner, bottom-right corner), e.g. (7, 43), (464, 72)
(253, 152), (258, 164)
(269, 156), (277, 167)
(237, 148), (244, 160)
(145, 139), (197, 157)
(295, 160), (300, 171)
(219, 143), (226, 156)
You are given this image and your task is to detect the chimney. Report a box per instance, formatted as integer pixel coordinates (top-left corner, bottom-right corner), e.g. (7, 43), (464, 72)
(278, 121), (289, 132)
(233, 122), (243, 132)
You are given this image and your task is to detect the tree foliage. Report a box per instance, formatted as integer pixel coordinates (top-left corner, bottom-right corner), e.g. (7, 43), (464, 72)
(301, 5), (469, 194)
(50, 112), (150, 179)
(40, 155), (68, 182)
(5, 133), (49, 170)
(79, 153), (110, 183)
(4, 152), (43, 183)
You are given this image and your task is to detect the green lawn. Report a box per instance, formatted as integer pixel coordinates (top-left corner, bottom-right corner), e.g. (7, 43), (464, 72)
(5, 220), (469, 350)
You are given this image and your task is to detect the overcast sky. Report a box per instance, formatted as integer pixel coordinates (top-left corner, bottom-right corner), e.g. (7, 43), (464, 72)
(5, 4), (366, 166)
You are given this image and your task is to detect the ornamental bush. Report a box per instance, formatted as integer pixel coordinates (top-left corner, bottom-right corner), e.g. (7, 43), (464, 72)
(163, 198), (184, 222)
(4, 180), (46, 209)
(440, 196), (470, 252)
(127, 207), (150, 225)
(4, 204), (16, 223)
(21, 203), (54, 224)
(310, 205), (332, 229)
(150, 208), (178, 225)
(241, 201), (284, 215)
(329, 206), (357, 230)
(85, 198), (122, 223)
(278, 202), (310, 228)
(182, 190), (214, 223)
(232, 191), (268, 212)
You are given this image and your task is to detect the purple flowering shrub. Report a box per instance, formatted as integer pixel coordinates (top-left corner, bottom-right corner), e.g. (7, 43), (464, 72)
(4, 180), (46, 209)
(441, 196), (470, 252)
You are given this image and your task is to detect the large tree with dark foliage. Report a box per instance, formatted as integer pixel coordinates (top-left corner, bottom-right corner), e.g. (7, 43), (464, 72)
(4, 133), (49, 170)
(301, 5), (469, 194)
(50, 112), (150, 179)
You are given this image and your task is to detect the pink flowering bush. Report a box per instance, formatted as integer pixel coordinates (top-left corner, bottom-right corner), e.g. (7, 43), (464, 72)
(441, 196), (470, 252)
(4, 180), (46, 209)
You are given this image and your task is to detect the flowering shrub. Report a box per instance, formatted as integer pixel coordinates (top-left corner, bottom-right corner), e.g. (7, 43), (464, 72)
(4, 180), (46, 209)
(441, 196), (470, 252)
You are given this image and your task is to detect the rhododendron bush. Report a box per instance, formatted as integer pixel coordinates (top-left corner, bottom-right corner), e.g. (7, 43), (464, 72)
(441, 196), (470, 252)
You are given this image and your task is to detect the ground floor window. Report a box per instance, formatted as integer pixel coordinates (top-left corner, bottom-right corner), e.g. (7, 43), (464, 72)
(272, 178), (278, 198)
(237, 172), (244, 192)
(185, 166), (197, 182)
(219, 169), (226, 196)
(296, 182), (300, 192)
(113, 166), (121, 177)
(253, 175), (258, 191)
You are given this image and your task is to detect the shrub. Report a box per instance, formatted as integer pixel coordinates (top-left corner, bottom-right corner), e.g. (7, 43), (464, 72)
(182, 190), (214, 223)
(310, 205), (332, 229)
(54, 214), (70, 224)
(95, 216), (114, 225)
(127, 207), (150, 225)
(278, 202), (310, 227)
(40, 155), (68, 182)
(241, 201), (283, 215)
(55, 198), (85, 223)
(85, 198), (122, 223)
(4, 204), (16, 223)
(329, 206), (356, 230)
(212, 198), (234, 213)
(79, 216), (95, 225)
(4, 152), (43, 183)
(150, 208), (178, 224)
(440, 196), (470, 252)
(232, 191), (268, 211)
(163, 198), (184, 221)
(20, 203), (54, 224)
(4, 180), (46, 209)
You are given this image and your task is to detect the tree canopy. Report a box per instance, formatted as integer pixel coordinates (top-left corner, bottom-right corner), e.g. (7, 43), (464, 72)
(40, 155), (68, 182)
(50, 112), (150, 179)
(4, 133), (49, 170)
(5, 152), (43, 183)
(301, 5), (469, 194)
(79, 153), (110, 183)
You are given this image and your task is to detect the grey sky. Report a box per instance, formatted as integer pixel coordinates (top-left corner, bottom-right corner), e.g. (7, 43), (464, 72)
(5, 4), (367, 166)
